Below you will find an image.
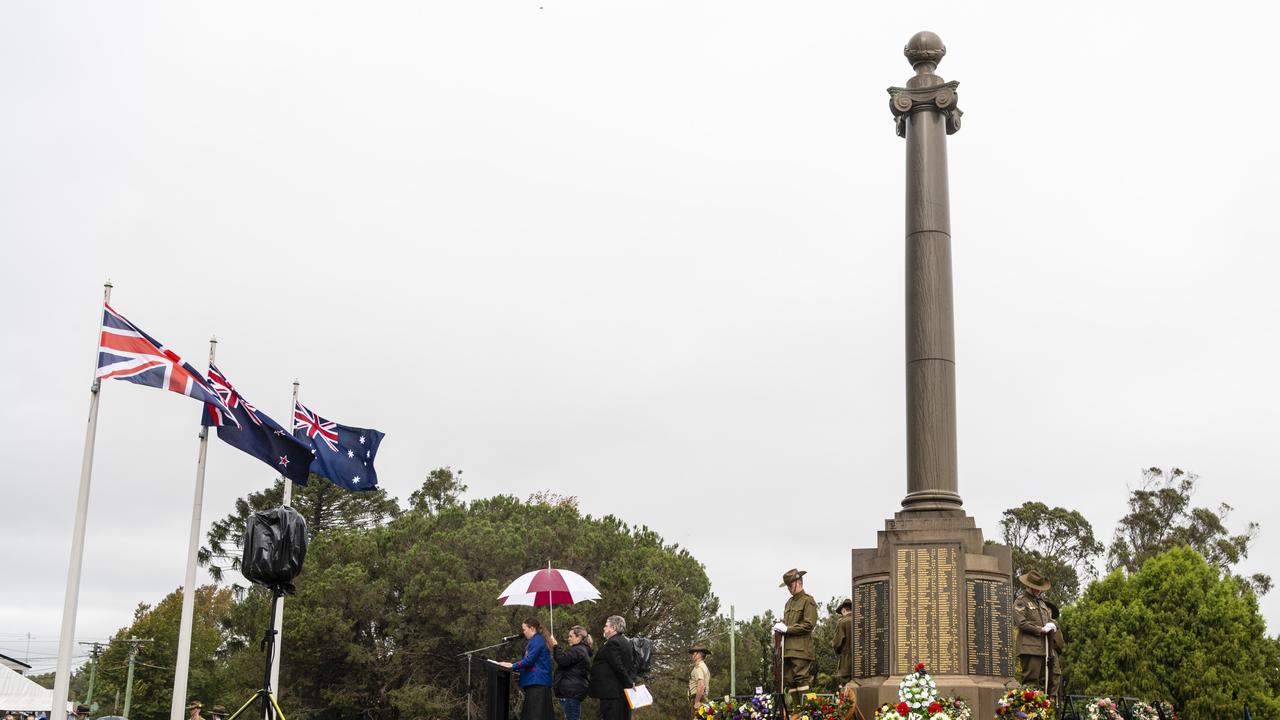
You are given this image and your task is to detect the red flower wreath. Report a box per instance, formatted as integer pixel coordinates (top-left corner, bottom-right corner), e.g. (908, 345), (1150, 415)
(896, 702), (910, 716)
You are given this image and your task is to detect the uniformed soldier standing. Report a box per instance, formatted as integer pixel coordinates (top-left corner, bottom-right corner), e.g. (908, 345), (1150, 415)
(1013, 570), (1063, 692)
(773, 568), (818, 706)
(831, 598), (853, 689)
(687, 644), (711, 718)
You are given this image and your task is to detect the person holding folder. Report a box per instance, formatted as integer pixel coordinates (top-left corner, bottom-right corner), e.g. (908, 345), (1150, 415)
(588, 615), (635, 720)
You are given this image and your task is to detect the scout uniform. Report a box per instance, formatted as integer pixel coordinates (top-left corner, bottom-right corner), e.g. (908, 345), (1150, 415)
(831, 598), (853, 686)
(1013, 570), (1063, 692)
(687, 644), (711, 718)
(778, 568), (818, 695)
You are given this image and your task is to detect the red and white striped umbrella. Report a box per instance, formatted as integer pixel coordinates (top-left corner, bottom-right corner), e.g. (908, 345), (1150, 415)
(498, 567), (601, 607)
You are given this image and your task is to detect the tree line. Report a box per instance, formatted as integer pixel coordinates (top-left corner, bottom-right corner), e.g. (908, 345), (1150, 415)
(35, 466), (1280, 719)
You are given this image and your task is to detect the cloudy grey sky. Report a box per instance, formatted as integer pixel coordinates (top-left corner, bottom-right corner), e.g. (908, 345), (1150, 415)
(3, 1), (1278, 674)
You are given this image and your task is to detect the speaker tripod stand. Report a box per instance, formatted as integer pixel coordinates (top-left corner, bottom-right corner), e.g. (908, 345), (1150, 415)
(226, 586), (288, 720)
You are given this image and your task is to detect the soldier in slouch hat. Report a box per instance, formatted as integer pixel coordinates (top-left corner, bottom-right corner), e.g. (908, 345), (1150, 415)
(773, 568), (818, 706)
(1013, 570), (1063, 691)
(831, 597), (853, 688)
(687, 643), (711, 717)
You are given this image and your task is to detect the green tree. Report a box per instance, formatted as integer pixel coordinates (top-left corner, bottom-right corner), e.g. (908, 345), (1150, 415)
(272, 488), (717, 719)
(1108, 467), (1270, 594)
(407, 466), (467, 513)
(1061, 547), (1280, 720)
(1000, 502), (1105, 605)
(83, 586), (240, 718)
(200, 475), (401, 582)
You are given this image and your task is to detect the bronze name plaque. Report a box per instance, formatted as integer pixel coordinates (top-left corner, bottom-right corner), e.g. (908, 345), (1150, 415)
(852, 580), (888, 677)
(894, 545), (960, 674)
(966, 579), (1012, 676)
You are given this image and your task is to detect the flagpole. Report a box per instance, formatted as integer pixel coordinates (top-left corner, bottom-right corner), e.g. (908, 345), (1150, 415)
(169, 337), (217, 720)
(269, 380), (300, 698)
(51, 280), (113, 720)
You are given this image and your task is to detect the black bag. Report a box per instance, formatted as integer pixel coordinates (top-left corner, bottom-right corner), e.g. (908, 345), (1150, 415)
(241, 506), (308, 593)
(631, 637), (653, 679)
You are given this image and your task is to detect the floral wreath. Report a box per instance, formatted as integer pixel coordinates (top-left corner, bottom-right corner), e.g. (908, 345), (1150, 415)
(936, 696), (971, 720)
(1129, 702), (1159, 720)
(995, 687), (1053, 719)
(871, 664), (948, 719)
(1082, 697), (1122, 720)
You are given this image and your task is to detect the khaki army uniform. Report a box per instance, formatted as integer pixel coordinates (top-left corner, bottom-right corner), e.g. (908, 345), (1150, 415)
(831, 611), (853, 686)
(688, 659), (710, 716)
(1013, 589), (1063, 691)
(781, 590), (818, 691)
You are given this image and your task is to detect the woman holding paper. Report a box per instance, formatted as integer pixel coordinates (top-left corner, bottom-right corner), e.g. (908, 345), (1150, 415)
(498, 617), (554, 720)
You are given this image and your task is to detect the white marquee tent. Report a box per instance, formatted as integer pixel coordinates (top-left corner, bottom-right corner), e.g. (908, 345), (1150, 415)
(0, 662), (59, 714)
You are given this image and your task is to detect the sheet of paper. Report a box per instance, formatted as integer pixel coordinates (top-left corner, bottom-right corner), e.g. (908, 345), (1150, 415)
(624, 684), (654, 709)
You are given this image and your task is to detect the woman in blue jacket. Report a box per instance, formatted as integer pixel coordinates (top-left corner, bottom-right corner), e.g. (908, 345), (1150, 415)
(499, 617), (554, 720)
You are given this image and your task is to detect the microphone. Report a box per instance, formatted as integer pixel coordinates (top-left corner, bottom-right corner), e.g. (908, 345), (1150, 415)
(501, 634), (522, 643)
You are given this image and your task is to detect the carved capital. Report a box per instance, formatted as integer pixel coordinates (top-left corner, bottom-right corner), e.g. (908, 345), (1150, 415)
(888, 81), (962, 138)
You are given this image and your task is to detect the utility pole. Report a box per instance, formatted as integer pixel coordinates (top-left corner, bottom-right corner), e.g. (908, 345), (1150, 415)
(121, 637), (152, 718)
(78, 642), (105, 709)
(729, 605), (736, 698)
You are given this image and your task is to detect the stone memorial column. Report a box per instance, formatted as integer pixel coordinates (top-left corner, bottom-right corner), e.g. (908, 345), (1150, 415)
(850, 33), (1016, 720)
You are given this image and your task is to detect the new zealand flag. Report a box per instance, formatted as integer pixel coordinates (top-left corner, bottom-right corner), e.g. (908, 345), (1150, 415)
(200, 364), (313, 484)
(292, 401), (384, 491)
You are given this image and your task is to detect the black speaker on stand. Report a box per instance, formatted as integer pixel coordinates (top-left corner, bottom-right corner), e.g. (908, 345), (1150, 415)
(225, 506), (309, 720)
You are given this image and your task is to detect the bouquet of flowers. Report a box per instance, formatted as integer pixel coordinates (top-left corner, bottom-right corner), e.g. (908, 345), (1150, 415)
(875, 705), (901, 720)
(994, 687), (1053, 719)
(1129, 702), (1159, 720)
(797, 693), (853, 720)
(696, 694), (775, 720)
(1081, 698), (1121, 720)
(1154, 701), (1179, 720)
(937, 696), (972, 720)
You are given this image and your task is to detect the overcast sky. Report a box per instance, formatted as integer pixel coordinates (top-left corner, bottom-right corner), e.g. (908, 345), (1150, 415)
(3, 1), (1278, 675)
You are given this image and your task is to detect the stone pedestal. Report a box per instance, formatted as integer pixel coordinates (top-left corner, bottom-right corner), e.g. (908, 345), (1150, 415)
(850, 511), (1014, 719)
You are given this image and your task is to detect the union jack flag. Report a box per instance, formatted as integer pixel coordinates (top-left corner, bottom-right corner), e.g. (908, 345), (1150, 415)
(294, 402), (339, 452)
(96, 303), (237, 426)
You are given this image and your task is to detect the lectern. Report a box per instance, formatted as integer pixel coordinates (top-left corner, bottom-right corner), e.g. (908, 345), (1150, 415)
(485, 660), (512, 720)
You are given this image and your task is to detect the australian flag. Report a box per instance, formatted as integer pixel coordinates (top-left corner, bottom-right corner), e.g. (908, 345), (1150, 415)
(292, 401), (384, 491)
(200, 364), (313, 483)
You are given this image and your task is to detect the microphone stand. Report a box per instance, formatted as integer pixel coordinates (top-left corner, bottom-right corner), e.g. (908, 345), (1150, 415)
(460, 639), (517, 720)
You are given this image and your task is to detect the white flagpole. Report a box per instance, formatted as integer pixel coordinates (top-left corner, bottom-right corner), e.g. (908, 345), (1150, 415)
(269, 380), (300, 697)
(169, 337), (218, 720)
(51, 280), (113, 720)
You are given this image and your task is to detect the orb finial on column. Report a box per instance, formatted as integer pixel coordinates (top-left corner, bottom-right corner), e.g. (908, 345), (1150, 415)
(904, 31), (946, 70)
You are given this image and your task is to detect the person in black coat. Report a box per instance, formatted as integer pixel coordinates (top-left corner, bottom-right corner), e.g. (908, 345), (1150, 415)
(550, 625), (593, 720)
(588, 615), (635, 720)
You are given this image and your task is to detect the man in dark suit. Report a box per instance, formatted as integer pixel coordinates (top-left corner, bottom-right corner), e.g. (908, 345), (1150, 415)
(589, 615), (635, 720)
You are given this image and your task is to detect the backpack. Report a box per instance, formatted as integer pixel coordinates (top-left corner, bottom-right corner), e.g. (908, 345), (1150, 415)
(631, 637), (653, 679)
